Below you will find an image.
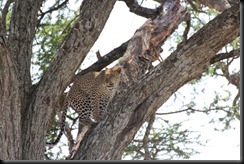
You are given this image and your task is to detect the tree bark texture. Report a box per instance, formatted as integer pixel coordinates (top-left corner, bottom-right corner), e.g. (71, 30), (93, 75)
(0, 0), (240, 160)
(0, 0), (116, 160)
(0, 0), (43, 159)
(72, 2), (240, 160)
(0, 30), (22, 160)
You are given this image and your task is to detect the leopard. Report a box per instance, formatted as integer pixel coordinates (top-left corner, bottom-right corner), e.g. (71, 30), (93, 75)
(46, 66), (122, 145)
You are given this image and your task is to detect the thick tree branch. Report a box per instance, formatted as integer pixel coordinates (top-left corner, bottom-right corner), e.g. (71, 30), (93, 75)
(232, 89), (240, 120)
(73, 3), (239, 160)
(24, 0), (116, 160)
(119, 0), (161, 18)
(75, 40), (129, 77)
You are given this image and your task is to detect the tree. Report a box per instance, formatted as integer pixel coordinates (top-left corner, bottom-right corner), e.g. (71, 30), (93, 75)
(0, 0), (240, 160)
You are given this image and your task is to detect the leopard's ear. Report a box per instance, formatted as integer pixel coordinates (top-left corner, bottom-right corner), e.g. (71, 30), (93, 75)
(103, 67), (109, 74)
(113, 66), (122, 73)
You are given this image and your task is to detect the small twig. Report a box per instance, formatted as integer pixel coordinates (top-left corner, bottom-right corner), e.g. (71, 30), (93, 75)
(232, 90), (240, 120)
(64, 123), (75, 153)
(44, 153), (51, 160)
(96, 50), (102, 60)
(228, 71), (240, 87)
(182, 12), (191, 44)
(220, 62), (229, 78)
(66, 114), (78, 122)
(210, 49), (240, 64)
(191, 15), (206, 25)
(156, 107), (210, 115)
(187, 0), (207, 13)
(59, 14), (79, 36)
(177, 12), (191, 49)
(37, 0), (69, 26)
(142, 113), (155, 160)
(219, 56), (240, 89)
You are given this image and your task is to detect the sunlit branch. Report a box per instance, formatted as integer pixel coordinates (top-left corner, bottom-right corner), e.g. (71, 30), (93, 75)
(74, 40), (129, 77)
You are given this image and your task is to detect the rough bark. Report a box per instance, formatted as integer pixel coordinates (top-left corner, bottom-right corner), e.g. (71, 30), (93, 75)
(0, 0), (43, 160)
(0, 27), (22, 160)
(0, 0), (116, 160)
(72, 3), (240, 160)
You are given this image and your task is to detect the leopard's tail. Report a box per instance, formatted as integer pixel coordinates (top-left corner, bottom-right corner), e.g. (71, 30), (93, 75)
(45, 106), (67, 146)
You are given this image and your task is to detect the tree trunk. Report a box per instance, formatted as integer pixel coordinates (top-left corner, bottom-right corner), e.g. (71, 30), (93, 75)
(0, 0), (116, 160)
(0, 30), (22, 160)
(71, 3), (240, 160)
(0, 0), (43, 159)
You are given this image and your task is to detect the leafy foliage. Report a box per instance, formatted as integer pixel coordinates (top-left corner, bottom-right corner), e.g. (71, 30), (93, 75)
(123, 118), (203, 160)
(31, 0), (80, 82)
(163, 0), (240, 132)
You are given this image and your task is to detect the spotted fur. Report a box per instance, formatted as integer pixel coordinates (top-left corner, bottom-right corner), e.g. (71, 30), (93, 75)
(46, 67), (121, 145)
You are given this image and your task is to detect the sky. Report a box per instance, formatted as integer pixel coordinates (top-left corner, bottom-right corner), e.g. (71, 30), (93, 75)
(46, 0), (240, 160)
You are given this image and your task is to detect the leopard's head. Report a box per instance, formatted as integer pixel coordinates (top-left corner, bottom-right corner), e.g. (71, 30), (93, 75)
(103, 66), (122, 88)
